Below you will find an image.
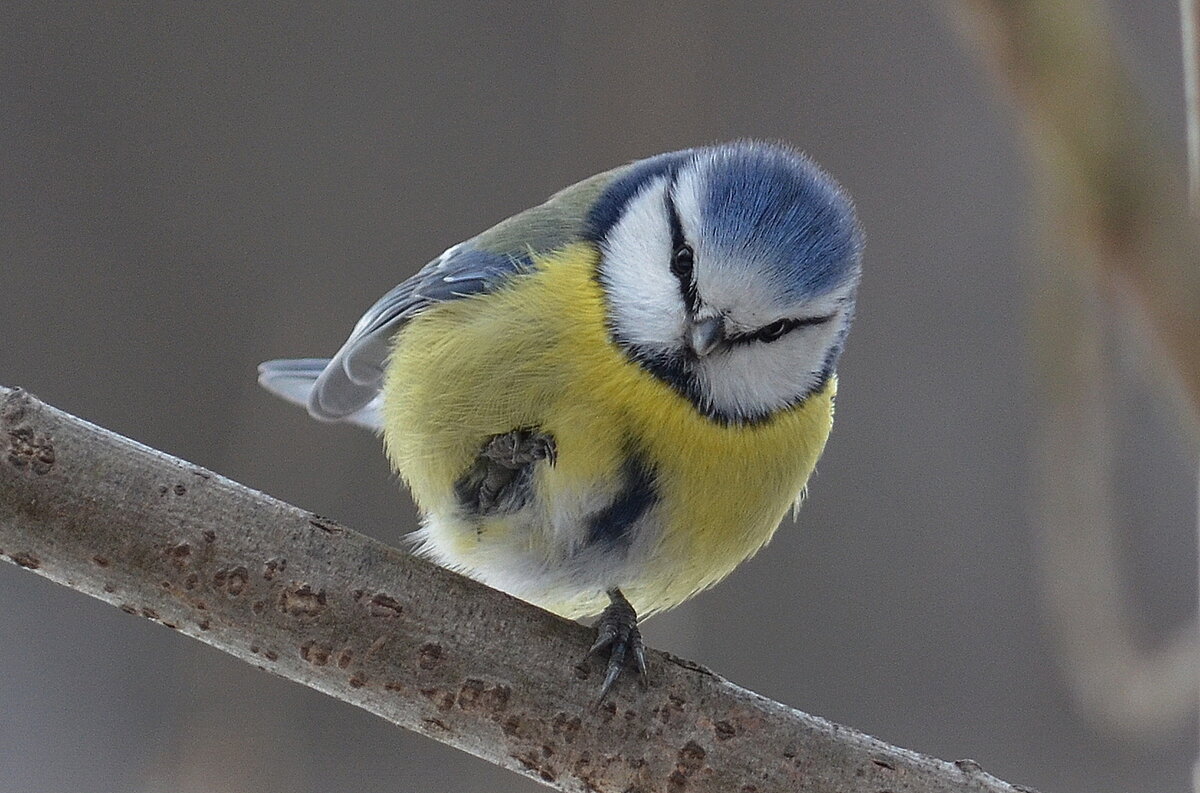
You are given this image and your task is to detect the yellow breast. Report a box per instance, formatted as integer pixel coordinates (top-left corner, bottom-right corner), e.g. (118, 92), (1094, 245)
(381, 243), (834, 619)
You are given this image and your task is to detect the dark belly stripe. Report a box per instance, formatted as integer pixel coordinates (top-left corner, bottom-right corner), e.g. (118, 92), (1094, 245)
(586, 452), (658, 547)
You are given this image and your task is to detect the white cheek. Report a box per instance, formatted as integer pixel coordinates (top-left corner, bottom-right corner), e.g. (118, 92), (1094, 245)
(598, 178), (686, 348)
(694, 323), (840, 417)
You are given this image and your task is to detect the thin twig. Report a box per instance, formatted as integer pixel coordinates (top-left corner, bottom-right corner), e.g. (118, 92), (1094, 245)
(0, 386), (1029, 793)
(948, 0), (1200, 417)
(944, 0), (1200, 740)
(1183, 0), (1200, 212)
(1180, 0), (1200, 787)
(1031, 249), (1197, 735)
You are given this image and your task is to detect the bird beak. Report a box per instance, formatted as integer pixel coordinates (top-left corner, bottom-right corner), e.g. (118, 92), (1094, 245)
(689, 316), (725, 357)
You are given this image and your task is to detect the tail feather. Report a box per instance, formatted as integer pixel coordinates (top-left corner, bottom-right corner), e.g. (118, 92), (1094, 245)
(258, 358), (383, 432)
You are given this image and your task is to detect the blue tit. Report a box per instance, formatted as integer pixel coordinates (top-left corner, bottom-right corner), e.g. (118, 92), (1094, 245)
(259, 141), (863, 697)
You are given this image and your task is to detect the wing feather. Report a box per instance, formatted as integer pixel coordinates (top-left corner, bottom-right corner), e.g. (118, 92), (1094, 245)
(292, 167), (622, 423)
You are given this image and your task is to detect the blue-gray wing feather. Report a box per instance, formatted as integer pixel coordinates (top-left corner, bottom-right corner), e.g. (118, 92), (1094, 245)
(261, 165), (626, 424)
(308, 247), (534, 420)
(258, 358), (383, 431)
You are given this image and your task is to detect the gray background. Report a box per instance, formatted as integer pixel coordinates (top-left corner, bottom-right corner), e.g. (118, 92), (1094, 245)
(2, 3), (1196, 792)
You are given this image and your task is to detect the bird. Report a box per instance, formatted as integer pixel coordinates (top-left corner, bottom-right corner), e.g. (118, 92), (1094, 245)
(258, 141), (863, 699)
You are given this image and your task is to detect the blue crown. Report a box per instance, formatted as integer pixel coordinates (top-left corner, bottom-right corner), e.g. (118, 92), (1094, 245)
(700, 142), (862, 301)
(586, 142), (861, 301)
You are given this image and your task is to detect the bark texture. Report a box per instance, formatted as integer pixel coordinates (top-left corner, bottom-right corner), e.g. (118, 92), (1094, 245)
(0, 385), (1028, 793)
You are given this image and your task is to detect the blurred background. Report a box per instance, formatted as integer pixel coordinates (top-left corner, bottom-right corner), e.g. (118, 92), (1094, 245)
(2, 3), (1197, 792)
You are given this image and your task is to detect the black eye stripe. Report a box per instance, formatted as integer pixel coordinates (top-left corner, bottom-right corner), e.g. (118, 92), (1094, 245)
(670, 244), (693, 278)
(756, 319), (791, 342)
(728, 313), (836, 345)
(664, 189), (698, 312)
(665, 189), (686, 252)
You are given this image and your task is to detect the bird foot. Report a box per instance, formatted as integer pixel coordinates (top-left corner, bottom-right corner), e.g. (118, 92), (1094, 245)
(482, 427), (557, 468)
(457, 427), (556, 515)
(588, 588), (647, 702)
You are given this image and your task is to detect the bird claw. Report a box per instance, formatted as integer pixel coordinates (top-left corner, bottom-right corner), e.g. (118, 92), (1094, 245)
(483, 428), (557, 468)
(588, 589), (647, 703)
(458, 427), (556, 515)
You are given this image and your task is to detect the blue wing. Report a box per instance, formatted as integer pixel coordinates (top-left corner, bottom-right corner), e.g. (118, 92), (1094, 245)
(259, 163), (625, 426)
(289, 246), (533, 423)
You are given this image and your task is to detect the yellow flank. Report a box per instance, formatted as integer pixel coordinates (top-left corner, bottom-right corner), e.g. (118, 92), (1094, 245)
(382, 242), (835, 619)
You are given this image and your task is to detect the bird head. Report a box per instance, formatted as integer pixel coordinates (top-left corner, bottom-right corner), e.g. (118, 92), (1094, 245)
(590, 142), (863, 423)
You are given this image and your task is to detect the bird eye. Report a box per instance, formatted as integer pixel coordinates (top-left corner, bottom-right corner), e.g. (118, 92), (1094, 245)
(670, 244), (694, 281)
(755, 319), (793, 343)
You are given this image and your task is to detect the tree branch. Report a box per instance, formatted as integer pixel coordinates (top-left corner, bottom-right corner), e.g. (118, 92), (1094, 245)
(1179, 0), (1200, 786)
(0, 385), (1028, 793)
(947, 0), (1200, 419)
(942, 0), (1200, 741)
(1183, 0), (1200, 213)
